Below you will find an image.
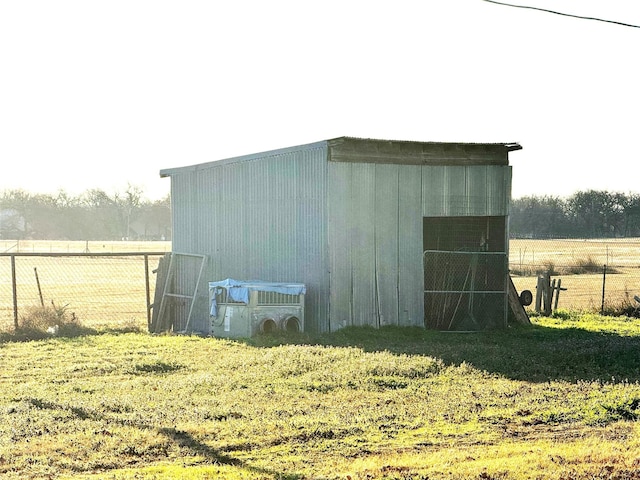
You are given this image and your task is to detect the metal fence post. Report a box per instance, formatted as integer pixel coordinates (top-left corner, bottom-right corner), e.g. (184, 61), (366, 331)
(601, 264), (607, 314)
(11, 255), (18, 330)
(144, 254), (151, 329)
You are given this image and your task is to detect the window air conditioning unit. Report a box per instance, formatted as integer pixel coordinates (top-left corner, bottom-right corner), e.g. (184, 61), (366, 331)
(209, 279), (305, 338)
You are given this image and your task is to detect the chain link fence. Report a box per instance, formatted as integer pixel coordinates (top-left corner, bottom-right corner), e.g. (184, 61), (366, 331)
(509, 238), (640, 314)
(424, 250), (508, 330)
(2, 239), (638, 331)
(0, 241), (169, 331)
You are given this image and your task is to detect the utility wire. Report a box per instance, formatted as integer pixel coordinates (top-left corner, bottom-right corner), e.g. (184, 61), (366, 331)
(482, 0), (640, 29)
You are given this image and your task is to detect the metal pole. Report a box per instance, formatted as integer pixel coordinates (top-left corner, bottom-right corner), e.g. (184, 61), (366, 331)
(601, 264), (607, 315)
(34, 267), (44, 307)
(11, 255), (18, 330)
(144, 254), (151, 330)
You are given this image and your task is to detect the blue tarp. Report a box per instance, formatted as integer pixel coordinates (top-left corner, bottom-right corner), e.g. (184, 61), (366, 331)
(209, 278), (306, 317)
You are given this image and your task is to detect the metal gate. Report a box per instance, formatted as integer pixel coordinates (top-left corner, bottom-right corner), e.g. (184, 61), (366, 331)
(423, 250), (508, 330)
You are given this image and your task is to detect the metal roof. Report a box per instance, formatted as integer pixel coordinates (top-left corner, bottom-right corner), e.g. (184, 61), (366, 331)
(328, 136), (522, 151)
(159, 137), (522, 177)
(327, 137), (521, 166)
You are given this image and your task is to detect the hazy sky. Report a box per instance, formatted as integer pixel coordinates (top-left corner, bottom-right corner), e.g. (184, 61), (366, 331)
(1, 1), (638, 201)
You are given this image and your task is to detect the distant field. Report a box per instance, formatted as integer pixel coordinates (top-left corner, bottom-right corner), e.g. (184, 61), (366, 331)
(509, 238), (640, 269)
(0, 239), (171, 254)
(0, 241), (170, 331)
(510, 238), (640, 312)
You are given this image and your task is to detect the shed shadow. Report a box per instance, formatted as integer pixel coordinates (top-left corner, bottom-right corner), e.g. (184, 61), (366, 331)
(243, 323), (640, 384)
(19, 397), (303, 480)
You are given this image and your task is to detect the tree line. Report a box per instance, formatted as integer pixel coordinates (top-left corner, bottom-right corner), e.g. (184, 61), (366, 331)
(510, 190), (640, 238)
(3, 187), (639, 241)
(0, 186), (171, 241)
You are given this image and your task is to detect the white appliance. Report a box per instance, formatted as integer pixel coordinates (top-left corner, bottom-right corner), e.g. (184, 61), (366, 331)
(209, 279), (305, 338)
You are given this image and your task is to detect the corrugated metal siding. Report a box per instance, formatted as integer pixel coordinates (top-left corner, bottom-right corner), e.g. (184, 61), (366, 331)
(397, 165), (424, 327)
(374, 164), (399, 327)
(351, 163), (377, 326)
(328, 162), (352, 330)
(422, 165), (511, 217)
(489, 165), (511, 216)
(327, 163), (511, 330)
(171, 172), (197, 251)
(169, 145), (329, 333)
(328, 162), (426, 330)
(467, 166), (488, 216)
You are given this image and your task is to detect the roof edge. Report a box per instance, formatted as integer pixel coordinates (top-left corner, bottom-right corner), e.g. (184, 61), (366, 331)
(160, 139), (329, 178)
(327, 137), (522, 166)
(327, 136), (522, 150)
(160, 137), (523, 177)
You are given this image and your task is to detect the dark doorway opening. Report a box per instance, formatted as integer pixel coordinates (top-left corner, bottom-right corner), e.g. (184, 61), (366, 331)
(423, 216), (506, 253)
(423, 216), (508, 331)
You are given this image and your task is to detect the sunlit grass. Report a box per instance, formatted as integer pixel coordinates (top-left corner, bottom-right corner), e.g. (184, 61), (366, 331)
(2, 314), (640, 479)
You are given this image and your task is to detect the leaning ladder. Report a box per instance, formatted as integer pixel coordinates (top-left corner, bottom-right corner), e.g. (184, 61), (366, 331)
(155, 252), (207, 333)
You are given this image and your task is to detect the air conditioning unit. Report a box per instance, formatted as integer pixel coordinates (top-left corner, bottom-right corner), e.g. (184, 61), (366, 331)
(209, 279), (305, 338)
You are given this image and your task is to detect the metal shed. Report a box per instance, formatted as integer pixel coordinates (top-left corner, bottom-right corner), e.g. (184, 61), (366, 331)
(159, 137), (522, 334)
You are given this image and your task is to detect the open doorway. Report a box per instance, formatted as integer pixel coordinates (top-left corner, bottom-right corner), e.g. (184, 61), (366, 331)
(423, 216), (508, 330)
(423, 216), (506, 252)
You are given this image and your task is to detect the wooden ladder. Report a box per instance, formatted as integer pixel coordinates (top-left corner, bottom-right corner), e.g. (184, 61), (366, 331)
(151, 252), (207, 333)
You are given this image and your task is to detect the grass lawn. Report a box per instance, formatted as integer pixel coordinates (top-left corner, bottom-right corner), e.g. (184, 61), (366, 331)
(2, 313), (640, 479)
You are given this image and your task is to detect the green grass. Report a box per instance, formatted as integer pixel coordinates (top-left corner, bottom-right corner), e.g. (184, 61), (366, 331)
(2, 315), (640, 479)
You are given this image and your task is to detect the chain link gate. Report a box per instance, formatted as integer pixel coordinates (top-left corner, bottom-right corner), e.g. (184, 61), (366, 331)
(423, 250), (508, 330)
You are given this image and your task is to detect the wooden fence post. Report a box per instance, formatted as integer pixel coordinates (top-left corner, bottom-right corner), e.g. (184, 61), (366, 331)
(543, 272), (552, 316)
(553, 278), (563, 312)
(535, 274), (544, 313)
(535, 272), (552, 316)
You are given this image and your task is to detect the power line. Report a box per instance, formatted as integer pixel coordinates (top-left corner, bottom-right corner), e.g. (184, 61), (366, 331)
(482, 0), (640, 29)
